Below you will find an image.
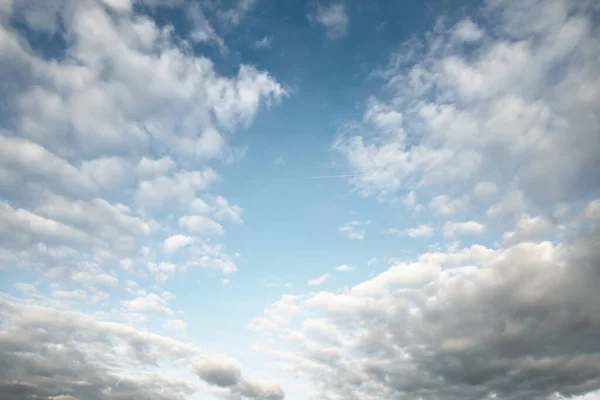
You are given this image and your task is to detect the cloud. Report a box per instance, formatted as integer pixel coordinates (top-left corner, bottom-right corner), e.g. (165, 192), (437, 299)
(339, 220), (368, 240)
(0, 0), (278, 285)
(473, 181), (498, 198)
(502, 214), (557, 245)
(255, 36), (273, 49)
(335, 264), (355, 272)
(333, 0), (600, 210)
(252, 221), (600, 400)
(308, 273), (332, 286)
(429, 195), (468, 217)
(162, 319), (187, 332)
(443, 221), (486, 238)
(308, 3), (349, 39)
(0, 298), (281, 400)
(194, 355), (284, 399)
(51, 289), (88, 302)
(122, 293), (172, 314)
(218, 0), (257, 26)
(195, 356), (242, 387)
(163, 234), (194, 253)
(405, 225), (434, 238)
(179, 215), (224, 236)
(451, 18), (484, 43)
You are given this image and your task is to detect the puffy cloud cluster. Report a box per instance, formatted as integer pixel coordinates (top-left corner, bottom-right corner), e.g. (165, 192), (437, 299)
(333, 0), (600, 214)
(0, 298), (283, 400)
(247, 0), (600, 399)
(195, 356), (284, 400)
(0, 0), (283, 285)
(0, 1), (285, 399)
(250, 210), (600, 400)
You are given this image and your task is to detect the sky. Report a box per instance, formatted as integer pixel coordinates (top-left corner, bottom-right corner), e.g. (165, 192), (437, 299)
(0, 0), (599, 399)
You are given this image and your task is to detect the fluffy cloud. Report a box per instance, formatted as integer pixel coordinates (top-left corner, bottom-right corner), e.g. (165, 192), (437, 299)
(0, 2), (285, 398)
(335, 264), (355, 272)
(333, 0), (600, 212)
(251, 219), (600, 400)
(194, 355), (284, 399)
(0, 298), (282, 400)
(179, 215), (225, 236)
(443, 221), (486, 238)
(163, 235), (194, 253)
(0, 0), (282, 276)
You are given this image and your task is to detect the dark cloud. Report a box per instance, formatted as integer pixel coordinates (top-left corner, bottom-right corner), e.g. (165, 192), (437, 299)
(0, 299), (284, 400)
(195, 357), (242, 388)
(194, 357), (285, 400)
(253, 223), (600, 400)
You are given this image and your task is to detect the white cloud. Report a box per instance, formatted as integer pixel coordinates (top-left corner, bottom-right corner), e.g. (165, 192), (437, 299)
(405, 225), (434, 238)
(148, 262), (177, 283)
(443, 221), (486, 238)
(452, 18), (484, 43)
(14, 282), (37, 295)
(163, 235), (194, 253)
(308, 3), (349, 39)
(339, 220), (368, 240)
(502, 214), (557, 245)
(308, 273), (332, 286)
(429, 195), (468, 216)
(179, 215), (224, 236)
(333, 0), (600, 212)
(51, 289), (88, 301)
(0, 298), (280, 399)
(255, 36), (273, 49)
(162, 319), (187, 332)
(213, 196), (244, 224)
(218, 0), (257, 26)
(252, 221), (600, 399)
(473, 181), (498, 198)
(136, 156), (176, 179)
(487, 190), (526, 220)
(335, 264), (355, 272)
(122, 293), (172, 314)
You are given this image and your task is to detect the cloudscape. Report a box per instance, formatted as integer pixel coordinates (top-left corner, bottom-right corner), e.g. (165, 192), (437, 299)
(1, 0), (599, 399)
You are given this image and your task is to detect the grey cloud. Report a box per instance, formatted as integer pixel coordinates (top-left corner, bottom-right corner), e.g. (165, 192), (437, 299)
(194, 356), (285, 400)
(0, 299), (284, 400)
(195, 357), (242, 387)
(254, 216), (600, 400)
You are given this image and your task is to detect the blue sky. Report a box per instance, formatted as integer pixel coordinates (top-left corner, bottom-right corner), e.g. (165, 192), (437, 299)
(1, 0), (600, 400)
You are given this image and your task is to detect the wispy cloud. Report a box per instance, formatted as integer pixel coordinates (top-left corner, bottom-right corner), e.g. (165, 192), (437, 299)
(339, 220), (369, 240)
(308, 273), (332, 285)
(308, 3), (349, 39)
(335, 264), (355, 272)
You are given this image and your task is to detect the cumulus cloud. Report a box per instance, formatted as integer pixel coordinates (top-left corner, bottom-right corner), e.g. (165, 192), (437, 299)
(333, 0), (600, 211)
(0, 298), (281, 400)
(194, 355), (284, 399)
(163, 235), (194, 253)
(251, 221), (600, 400)
(0, 0), (281, 281)
(443, 221), (486, 238)
(335, 264), (355, 272)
